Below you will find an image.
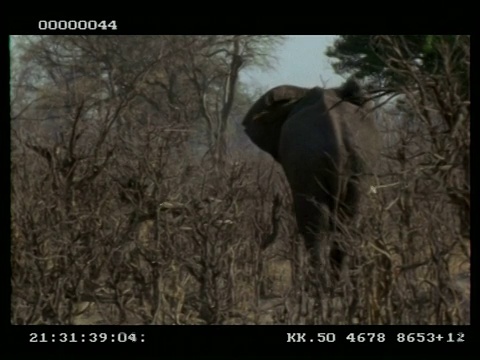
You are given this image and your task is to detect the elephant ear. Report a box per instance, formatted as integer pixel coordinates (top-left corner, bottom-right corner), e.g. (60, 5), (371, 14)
(242, 85), (309, 160)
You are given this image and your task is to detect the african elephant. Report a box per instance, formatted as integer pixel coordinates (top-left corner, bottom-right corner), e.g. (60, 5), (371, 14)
(242, 79), (380, 283)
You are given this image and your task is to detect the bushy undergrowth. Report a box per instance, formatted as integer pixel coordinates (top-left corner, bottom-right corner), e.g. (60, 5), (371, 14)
(11, 119), (469, 325)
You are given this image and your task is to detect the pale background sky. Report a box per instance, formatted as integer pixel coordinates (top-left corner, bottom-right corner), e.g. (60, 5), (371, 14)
(241, 35), (345, 91)
(11, 35), (344, 91)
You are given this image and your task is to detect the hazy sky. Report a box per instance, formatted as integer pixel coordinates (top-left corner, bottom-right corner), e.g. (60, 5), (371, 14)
(10, 35), (345, 93)
(241, 35), (345, 92)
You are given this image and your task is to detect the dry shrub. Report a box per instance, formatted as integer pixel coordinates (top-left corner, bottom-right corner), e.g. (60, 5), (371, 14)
(11, 108), (469, 324)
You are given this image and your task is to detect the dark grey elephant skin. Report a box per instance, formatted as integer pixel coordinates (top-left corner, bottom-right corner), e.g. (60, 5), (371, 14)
(243, 79), (380, 276)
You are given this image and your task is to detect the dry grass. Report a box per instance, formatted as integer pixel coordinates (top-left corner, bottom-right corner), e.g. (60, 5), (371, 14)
(11, 117), (470, 324)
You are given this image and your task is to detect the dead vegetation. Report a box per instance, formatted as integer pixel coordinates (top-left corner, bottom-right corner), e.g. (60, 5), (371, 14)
(10, 115), (470, 324)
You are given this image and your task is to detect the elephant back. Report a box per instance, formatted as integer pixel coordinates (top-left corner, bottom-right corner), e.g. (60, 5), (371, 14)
(324, 84), (381, 180)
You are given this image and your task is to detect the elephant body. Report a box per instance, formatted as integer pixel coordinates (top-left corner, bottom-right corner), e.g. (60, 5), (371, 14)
(243, 79), (380, 278)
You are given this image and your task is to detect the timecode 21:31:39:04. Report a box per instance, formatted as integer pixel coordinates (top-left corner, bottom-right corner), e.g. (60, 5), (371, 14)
(29, 332), (144, 343)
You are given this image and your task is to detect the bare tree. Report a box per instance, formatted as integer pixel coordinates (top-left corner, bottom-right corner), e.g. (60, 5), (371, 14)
(371, 35), (469, 239)
(179, 35), (284, 165)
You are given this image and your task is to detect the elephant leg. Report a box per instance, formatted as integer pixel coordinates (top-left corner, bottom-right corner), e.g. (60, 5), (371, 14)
(331, 176), (360, 287)
(330, 240), (347, 284)
(293, 194), (332, 294)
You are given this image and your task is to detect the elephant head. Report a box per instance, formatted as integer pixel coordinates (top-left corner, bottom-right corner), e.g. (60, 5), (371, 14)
(243, 78), (380, 281)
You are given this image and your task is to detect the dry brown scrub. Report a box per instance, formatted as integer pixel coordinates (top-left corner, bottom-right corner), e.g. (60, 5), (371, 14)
(11, 106), (469, 324)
